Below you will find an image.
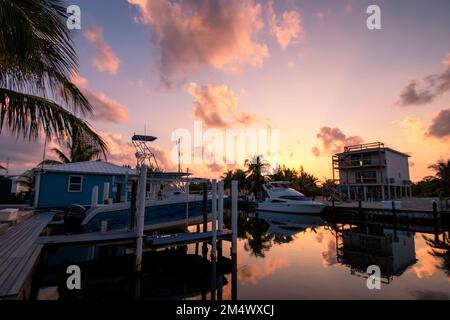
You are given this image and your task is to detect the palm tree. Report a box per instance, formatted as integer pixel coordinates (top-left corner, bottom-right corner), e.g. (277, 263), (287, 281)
(296, 166), (319, 196)
(245, 155), (270, 199)
(233, 169), (248, 194)
(40, 137), (103, 165)
(0, 0), (106, 152)
(428, 160), (450, 196)
(221, 169), (234, 190)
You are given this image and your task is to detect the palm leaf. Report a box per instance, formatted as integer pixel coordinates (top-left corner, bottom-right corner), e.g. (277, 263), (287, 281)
(51, 147), (71, 164)
(38, 159), (63, 166)
(0, 88), (107, 153)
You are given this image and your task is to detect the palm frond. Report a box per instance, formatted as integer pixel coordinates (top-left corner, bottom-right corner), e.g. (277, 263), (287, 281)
(0, 88), (107, 154)
(0, 0), (92, 115)
(38, 159), (63, 166)
(51, 147), (71, 164)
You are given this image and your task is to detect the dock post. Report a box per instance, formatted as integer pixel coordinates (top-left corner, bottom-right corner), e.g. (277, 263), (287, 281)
(91, 186), (98, 208)
(124, 172), (129, 203)
(129, 180), (138, 230)
(218, 180), (224, 256)
(135, 165), (148, 272)
(218, 181), (224, 231)
(103, 182), (110, 204)
(392, 200), (397, 222)
(211, 179), (217, 261)
(202, 182), (208, 232)
(231, 180), (238, 255)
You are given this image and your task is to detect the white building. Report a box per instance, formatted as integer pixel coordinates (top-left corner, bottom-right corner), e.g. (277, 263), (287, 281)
(333, 142), (412, 201)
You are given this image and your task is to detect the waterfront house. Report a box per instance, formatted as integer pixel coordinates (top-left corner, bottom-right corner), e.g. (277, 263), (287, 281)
(34, 161), (136, 209)
(333, 142), (411, 201)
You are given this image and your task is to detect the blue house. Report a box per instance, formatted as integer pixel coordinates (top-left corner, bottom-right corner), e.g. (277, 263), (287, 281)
(34, 161), (137, 209)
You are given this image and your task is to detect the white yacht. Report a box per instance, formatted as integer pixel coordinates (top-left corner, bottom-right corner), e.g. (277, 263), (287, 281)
(256, 181), (326, 215)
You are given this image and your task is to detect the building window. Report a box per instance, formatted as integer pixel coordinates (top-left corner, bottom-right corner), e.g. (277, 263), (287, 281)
(355, 171), (377, 183)
(68, 175), (83, 192)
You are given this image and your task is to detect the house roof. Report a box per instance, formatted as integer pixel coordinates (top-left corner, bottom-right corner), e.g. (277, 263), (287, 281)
(37, 161), (137, 176)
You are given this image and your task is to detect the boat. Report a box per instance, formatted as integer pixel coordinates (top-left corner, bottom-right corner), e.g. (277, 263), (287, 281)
(80, 172), (217, 233)
(255, 181), (326, 214)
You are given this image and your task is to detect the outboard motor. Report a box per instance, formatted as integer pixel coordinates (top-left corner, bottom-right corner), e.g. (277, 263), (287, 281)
(64, 204), (87, 234)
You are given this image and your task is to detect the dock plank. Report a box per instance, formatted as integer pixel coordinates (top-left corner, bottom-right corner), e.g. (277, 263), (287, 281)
(37, 230), (137, 245)
(146, 230), (232, 248)
(0, 212), (54, 299)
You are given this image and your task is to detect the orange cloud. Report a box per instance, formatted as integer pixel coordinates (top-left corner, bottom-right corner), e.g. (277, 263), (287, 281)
(267, 0), (302, 50)
(128, 0), (268, 84)
(85, 25), (121, 75)
(71, 73), (128, 123)
(188, 82), (260, 128)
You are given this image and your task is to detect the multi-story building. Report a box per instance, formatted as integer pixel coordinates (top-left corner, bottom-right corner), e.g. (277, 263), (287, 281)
(333, 142), (411, 201)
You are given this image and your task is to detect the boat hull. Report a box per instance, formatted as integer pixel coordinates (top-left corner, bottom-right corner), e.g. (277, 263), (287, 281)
(256, 201), (326, 215)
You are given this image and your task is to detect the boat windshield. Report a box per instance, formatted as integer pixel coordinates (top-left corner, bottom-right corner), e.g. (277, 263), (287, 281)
(279, 195), (307, 201)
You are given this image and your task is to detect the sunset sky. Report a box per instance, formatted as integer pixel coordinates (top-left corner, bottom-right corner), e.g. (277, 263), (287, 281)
(2, 0), (450, 182)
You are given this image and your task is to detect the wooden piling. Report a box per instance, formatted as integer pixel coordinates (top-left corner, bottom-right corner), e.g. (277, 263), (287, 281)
(202, 182), (208, 232)
(211, 179), (217, 260)
(218, 180), (224, 231)
(129, 180), (138, 230)
(91, 186), (98, 208)
(231, 180), (238, 255)
(135, 165), (148, 272)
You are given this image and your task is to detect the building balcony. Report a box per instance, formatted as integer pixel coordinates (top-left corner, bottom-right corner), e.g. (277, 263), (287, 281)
(334, 160), (387, 169)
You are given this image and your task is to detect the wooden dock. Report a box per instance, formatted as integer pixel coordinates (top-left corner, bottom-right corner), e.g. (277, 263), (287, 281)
(0, 212), (54, 300)
(36, 229), (232, 249)
(146, 230), (232, 249)
(37, 230), (137, 246)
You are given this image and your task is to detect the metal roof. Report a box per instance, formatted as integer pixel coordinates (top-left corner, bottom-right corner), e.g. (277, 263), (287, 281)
(37, 161), (137, 176)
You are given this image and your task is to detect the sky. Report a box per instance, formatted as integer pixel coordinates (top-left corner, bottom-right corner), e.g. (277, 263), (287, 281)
(2, 0), (450, 182)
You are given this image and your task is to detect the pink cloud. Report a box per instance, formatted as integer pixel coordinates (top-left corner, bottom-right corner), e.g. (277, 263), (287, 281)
(128, 0), (268, 84)
(267, 0), (302, 50)
(71, 73), (128, 123)
(85, 25), (121, 75)
(312, 127), (364, 156)
(188, 82), (260, 128)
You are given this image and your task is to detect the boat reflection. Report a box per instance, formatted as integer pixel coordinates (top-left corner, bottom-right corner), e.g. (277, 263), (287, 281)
(39, 244), (236, 300)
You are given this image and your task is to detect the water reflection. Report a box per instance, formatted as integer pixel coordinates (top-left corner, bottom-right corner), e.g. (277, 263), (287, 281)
(39, 245), (235, 300)
(36, 210), (450, 300)
(335, 225), (416, 283)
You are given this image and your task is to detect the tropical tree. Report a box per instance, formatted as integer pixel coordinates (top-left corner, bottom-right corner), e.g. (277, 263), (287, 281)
(245, 155), (270, 198)
(40, 137), (104, 165)
(0, 0), (106, 152)
(296, 166), (319, 196)
(428, 160), (450, 196)
(221, 169), (234, 190)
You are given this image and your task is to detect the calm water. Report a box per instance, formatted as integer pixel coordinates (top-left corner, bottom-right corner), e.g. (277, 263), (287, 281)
(37, 211), (450, 300)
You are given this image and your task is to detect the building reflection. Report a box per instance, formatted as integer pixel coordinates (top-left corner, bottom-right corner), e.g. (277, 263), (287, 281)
(335, 224), (417, 283)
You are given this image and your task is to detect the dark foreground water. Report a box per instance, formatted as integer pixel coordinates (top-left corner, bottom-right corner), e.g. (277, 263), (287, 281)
(36, 211), (450, 300)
